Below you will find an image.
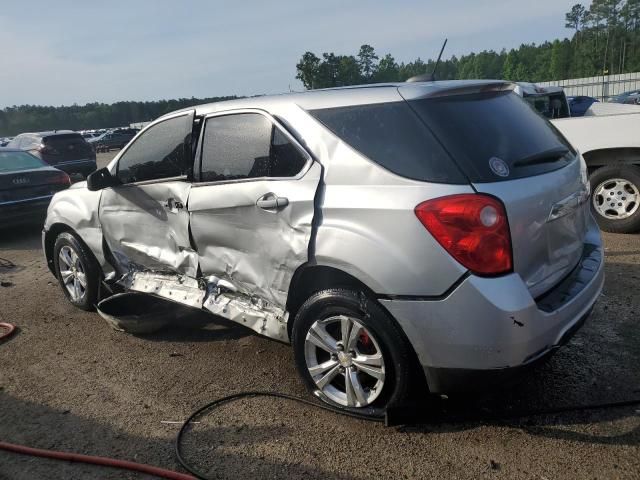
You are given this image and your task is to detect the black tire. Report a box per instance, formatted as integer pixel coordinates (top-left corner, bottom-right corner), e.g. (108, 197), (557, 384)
(53, 232), (101, 311)
(292, 288), (414, 413)
(589, 165), (640, 233)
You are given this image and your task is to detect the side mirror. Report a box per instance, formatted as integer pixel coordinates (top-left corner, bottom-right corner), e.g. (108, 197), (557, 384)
(87, 167), (120, 191)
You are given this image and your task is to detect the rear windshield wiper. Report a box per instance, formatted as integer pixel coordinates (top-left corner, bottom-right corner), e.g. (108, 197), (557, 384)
(512, 146), (570, 167)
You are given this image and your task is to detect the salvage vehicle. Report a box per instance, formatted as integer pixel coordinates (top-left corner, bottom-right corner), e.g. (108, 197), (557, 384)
(7, 131), (97, 178)
(0, 148), (71, 226)
(515, 83), (640, 233)
(43, 81), (604, 412)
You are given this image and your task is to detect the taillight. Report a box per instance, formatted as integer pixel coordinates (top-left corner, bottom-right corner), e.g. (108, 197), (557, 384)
(37, 144), (60, 155)
(51, 171), (71, 187)
(415, 194), (512, 276)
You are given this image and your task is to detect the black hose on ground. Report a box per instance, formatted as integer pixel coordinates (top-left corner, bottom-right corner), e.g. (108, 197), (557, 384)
(174, 390), (640, 480)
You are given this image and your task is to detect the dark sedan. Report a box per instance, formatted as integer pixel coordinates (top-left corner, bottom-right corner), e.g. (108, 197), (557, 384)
(89, 130), (137, 153)
(0, 148), (71, 226)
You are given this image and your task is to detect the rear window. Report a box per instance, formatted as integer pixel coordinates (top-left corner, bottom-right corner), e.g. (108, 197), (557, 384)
(0, 151), (45, 172)
(44, 134), (86, 146)
(409, 91), (576, 182)
(308, 102), (466, 184)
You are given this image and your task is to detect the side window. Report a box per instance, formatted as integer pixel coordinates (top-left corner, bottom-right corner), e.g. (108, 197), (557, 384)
(200, 113), (307, 182)
(117, 114), (192, 184)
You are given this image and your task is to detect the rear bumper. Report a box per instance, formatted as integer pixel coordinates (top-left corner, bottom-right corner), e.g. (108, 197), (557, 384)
(0, 195), (52, 225)
(49, 159), (96, 176)
(380, 236), (604, 394)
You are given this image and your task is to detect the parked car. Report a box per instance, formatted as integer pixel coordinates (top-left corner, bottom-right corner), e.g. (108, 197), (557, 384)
(567, 95), (599, 116)
(513, 83), (571, 119)
(514, 83), (640, 233)
(43, 81), (603, 411)
(610, 89), (640, 105)
(7, 131), (96, 178)
(0, 148), (71, 226)
(88, 130), (137, 152)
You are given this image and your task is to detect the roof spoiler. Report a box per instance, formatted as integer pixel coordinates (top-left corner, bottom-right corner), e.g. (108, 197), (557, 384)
(399, 81), (516, 101)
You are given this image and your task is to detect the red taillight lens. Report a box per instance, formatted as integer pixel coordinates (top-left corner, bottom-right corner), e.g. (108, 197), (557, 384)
(37, 144), (60, 155)
(51, 171), (71, 187)
(415, 194), (512, 276)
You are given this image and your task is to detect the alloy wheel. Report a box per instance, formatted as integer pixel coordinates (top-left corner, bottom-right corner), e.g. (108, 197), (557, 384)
(304, 315), (386, 408)
(58, 245), (87, 302)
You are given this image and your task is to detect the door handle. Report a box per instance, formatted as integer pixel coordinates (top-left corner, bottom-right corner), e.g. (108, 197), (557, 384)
(256, 193), (289, 210)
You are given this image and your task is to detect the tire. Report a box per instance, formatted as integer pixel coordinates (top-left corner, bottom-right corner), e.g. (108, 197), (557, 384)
(53, 232), (101, 311)
(292, 288), (414, 413)
(589, 165), (640, 233)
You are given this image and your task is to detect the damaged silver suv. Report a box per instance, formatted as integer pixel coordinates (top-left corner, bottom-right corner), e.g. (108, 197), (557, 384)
(43, 81), (604, 412)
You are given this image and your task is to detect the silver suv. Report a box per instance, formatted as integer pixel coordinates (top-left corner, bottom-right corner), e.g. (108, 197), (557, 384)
(43, 80), (604, 412)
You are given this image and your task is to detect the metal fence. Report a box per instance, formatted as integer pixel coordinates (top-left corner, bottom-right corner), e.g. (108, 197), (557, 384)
(538, 72), (640, 101)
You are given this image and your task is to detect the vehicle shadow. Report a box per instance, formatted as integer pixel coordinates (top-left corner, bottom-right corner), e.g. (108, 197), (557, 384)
(396, 356), (640, 447)
(141, 308), (252, 343)
(0, 392), (356, 480)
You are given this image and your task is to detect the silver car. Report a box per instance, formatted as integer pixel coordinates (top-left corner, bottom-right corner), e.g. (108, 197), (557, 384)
(42, 80), (604, 412)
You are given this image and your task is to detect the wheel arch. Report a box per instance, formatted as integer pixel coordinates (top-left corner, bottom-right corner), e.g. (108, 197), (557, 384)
(44, 223), (104, 279)
(583, 148), (640, 172)
(286, 263), (429, 391)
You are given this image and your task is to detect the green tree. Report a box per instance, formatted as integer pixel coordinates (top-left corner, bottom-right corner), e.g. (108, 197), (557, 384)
(357, 44), (379, 81)
(566, 3), (587, 34)
(373, 54), (400, 82)
(295, 52), (321, 89)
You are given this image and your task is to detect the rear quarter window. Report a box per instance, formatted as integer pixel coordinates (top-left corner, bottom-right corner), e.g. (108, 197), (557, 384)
(308, 102), (466, 184)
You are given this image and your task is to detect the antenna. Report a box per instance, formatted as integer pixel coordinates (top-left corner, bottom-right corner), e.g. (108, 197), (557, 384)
(406, 38), (448, 83)
(430, 38), (448, 81)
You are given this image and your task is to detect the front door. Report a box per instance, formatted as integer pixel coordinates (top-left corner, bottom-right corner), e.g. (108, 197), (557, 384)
(188, 110), (321, 309)
(99, 111), (198, 277)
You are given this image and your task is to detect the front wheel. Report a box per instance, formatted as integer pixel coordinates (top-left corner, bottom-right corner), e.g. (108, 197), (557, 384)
(292, 289), (414, 412)
(53, 232), (101, 311)
(589, 165), (640, 233)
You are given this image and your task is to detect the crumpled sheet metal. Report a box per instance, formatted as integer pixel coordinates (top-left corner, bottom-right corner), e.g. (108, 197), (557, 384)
(204, 289), (288, 341)
(99, 181), (198, 277)
(188, 161), (322, 309)
(123, 271), (205, 309)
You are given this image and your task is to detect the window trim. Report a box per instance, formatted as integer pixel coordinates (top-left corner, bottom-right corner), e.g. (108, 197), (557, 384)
(192, 108), (314, 187)
(112, 110), (195, 186)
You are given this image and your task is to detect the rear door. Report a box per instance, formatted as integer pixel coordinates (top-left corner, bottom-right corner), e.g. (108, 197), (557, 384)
(402, 86), (590, 297)
(188, 109), (320, 309)
(99, 111), (197, 276)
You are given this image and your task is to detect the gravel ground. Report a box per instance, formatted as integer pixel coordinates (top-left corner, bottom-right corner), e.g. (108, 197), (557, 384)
(1, 154), (639, 479)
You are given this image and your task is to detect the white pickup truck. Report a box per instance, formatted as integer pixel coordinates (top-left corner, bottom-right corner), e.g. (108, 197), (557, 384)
(515, 83), (640, 233)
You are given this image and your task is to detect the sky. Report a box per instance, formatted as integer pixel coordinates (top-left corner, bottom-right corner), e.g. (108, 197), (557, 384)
(0, 0), (587, 108)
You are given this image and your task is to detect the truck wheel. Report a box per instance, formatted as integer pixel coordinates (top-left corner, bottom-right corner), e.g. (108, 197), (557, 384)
(292, 289), (414, 413)
(590, 165), (640, 233)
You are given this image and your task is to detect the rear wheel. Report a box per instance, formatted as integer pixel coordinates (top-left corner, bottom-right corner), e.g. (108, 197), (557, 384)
(292, 289), (413, 412)
(53, 232), (101, 311)
(589, 165), (640, 233)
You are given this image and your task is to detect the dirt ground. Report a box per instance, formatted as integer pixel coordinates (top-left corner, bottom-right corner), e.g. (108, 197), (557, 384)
(1, 152), (639, 479)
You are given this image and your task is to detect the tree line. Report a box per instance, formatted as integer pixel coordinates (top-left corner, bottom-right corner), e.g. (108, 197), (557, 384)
(296, 0), (640, 89)
(0, 96), (237, 137)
